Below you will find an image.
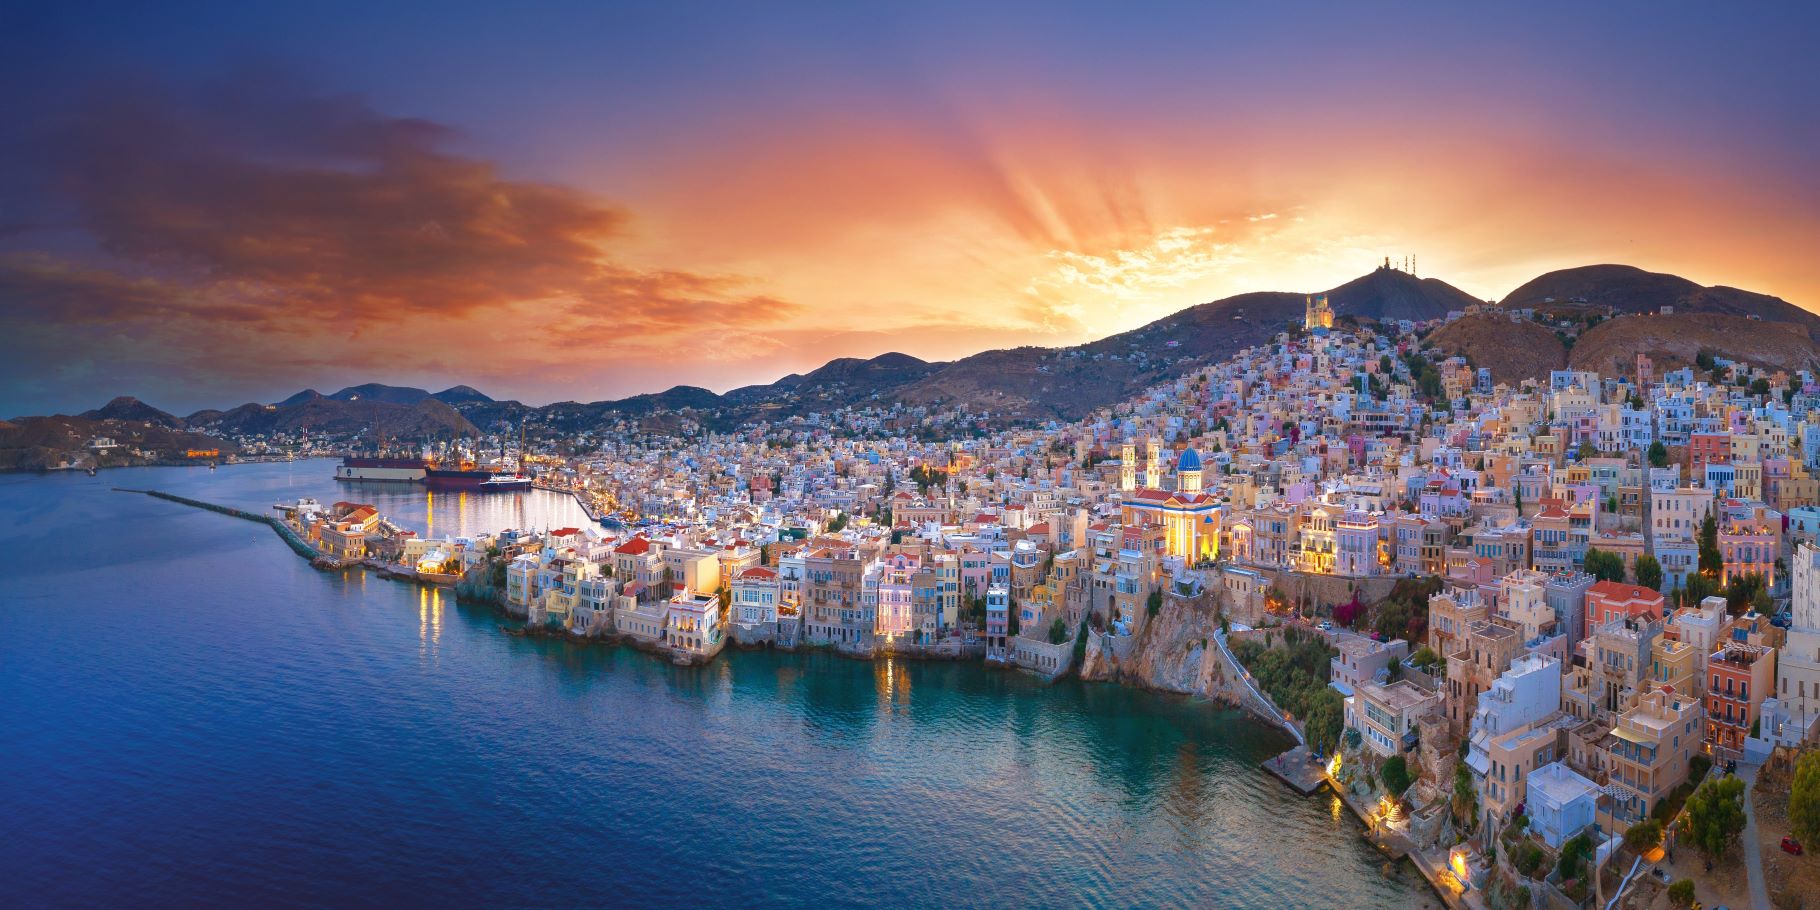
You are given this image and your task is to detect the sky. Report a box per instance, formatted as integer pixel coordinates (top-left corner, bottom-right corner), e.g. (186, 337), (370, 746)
(2, 1), (1818, 416)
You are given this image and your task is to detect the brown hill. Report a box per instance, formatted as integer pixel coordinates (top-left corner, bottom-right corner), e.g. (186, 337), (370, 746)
(188, 397), (479, 439)
(892, 267), (1475, 419)
(1569, 312), (1820, 376)
(1501, 264), (1818, 336)
(1426, 314), (1568, 384)
(0, 413), (235, 471)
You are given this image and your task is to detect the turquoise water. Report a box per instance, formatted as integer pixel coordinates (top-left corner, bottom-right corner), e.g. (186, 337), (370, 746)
(0, 461), (1430, 908)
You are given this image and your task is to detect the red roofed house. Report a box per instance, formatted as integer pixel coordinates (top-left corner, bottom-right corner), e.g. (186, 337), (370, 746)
(731, 566), (781, 629)
(1585, 581), (1666, 640)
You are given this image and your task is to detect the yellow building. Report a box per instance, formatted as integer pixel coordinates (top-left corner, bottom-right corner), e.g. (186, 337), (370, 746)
(1118, 449), (1221, 562)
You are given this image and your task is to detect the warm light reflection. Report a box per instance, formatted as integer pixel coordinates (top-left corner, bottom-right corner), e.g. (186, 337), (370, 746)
(419, 585), (443, 648)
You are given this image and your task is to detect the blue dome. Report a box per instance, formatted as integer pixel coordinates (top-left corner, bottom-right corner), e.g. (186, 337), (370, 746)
(1177, 448), (1203, 472)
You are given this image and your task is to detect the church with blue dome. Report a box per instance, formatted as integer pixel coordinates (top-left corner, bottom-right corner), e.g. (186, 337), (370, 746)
(1117, 439), (1221, 563)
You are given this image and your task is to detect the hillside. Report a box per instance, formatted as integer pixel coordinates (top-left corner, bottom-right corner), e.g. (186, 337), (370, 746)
(891, 267), (1476, 419)
(79, 396), (186, 429)
(188, 397), (479, 439)
(0, 412), (236, 472)
(1569, 312), (1820, 376)
(1501, 264), (1819, 336)
(1324, 267), (1486, 320)
(22, 261), (1813, 439)
(1426, 314), (1568, 384)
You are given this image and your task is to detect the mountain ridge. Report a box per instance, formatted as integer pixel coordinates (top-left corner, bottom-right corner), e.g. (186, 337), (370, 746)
(22, 262), (1813, 441)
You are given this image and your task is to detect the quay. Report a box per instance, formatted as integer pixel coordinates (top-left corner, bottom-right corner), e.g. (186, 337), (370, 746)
(1260, 745), (1328, 796)
(1259, 742), (1475, 909)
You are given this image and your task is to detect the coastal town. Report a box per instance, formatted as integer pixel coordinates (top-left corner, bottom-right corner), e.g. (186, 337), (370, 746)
(168, 290), (1819, 910)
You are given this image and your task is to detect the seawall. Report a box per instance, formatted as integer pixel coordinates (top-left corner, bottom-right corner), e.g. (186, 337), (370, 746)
(117, 488), (337, 566)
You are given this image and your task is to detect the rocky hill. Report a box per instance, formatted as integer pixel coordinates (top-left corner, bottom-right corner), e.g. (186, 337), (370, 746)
(1324, 266), (1487, 319)
(1426, 314), (1569, 384)
(889, 267), (1475, 419)
(79, 396), (186, 429)
(1501, 264), (1818, 336)
(0, 411), (236, 471)
(21, 262), (1814, 440)
(187, 396), (479, 440)
(1569, 312), (1820, 376)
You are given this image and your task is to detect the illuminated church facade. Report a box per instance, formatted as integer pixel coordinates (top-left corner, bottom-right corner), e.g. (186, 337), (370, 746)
(1118, 444), (1222, 563)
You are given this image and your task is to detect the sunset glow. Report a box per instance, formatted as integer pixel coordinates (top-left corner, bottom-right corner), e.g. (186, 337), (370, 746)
(3, 2), (1817, 413)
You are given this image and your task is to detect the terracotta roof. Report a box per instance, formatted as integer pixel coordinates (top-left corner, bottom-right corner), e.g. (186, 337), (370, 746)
(614, 537), (652, 555)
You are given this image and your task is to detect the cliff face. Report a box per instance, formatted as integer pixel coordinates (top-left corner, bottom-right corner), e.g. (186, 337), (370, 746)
(1079, 593), (1225, 696)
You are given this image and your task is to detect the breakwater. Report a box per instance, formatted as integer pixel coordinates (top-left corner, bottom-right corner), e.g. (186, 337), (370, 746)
(115, 487), (337, 566)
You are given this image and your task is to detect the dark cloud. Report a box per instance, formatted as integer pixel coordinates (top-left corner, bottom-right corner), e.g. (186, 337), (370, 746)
(0, 74), (798, 413)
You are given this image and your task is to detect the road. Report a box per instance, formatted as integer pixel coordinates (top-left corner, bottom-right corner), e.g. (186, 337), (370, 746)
(1740, 762), (1771, 910)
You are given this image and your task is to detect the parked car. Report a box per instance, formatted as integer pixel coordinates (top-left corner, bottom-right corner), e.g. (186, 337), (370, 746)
(1782, 836), (1804, 855)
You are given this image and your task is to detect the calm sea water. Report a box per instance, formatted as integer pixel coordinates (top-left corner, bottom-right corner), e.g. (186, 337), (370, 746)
(1, 461), (1430, 909)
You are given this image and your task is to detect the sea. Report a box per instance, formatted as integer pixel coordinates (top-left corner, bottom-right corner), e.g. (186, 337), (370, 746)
(0, 460), (1430, 908)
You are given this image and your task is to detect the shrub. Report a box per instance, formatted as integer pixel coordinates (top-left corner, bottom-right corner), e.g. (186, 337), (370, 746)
(1689, 753), (1713, 782)
(1790, 750), (1820, 847)
(1047, 617), (1068, 645)
(1514, 843), (1546, 878)
(1667, 879), (1696, 908)
(1623, 818), (1663, 853)
(1380, 755), (1412, 795)
(1146, 589), (1162, 618)
(1556, 832), (1593, 881)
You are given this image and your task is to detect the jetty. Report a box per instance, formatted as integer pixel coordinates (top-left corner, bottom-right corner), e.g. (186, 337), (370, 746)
(116, 488), (344, 568)
(1261, 746), (1328, 796)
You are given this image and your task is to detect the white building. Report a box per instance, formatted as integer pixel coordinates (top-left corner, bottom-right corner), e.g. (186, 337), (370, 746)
(1527, 761), (1601, 849)
(1772, 544), (1820, 743)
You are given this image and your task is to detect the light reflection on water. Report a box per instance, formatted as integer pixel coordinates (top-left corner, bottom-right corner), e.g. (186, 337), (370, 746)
(0, 462), (1434, 909)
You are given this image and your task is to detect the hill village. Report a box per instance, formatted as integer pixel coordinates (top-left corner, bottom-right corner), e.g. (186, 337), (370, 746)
(271, 294), (1820, 909)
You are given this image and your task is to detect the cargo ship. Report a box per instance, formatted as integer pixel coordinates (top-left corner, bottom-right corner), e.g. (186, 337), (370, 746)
(336, 456), (429, 482)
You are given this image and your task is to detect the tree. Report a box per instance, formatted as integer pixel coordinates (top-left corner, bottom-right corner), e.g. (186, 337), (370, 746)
(1681, 774), (1747, 859)
(1047, 617), (1068, 645)
(1304, 687), (1344, 756)
(1623, 818), (1663, 853)
(1648, 439), (1670, 468)
(1724, 571), (1768, 615)
(1634, 554), (1663, 592)
(1698, 510), (1723, 578)
(1683, 571), (1717, 610)
(1667, 879), (1696, 908)
(1453, 761), (1479, 832)
(1380, 755), (1413, 795)
(1556, 831), (1594, 881)
(1791, 750), (1820, 848)
(1409, 646), (1441, 669)
(1584, 546), (1625, 583)
(1373, 599), (1413, 641)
